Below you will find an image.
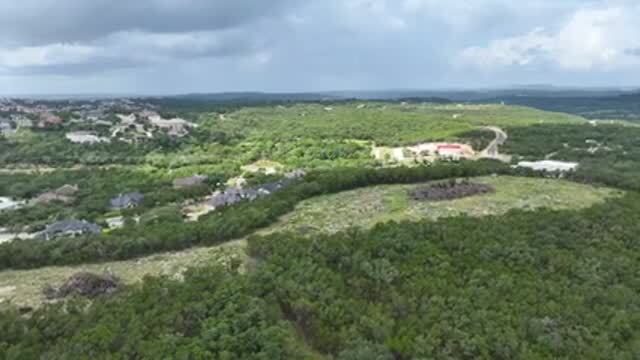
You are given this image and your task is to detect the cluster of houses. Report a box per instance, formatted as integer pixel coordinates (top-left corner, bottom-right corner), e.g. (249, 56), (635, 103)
(1, 168), (306, 241)
(110, 111), (197, 142)
(183, 170), (306, 221)
(0, 98), (194, 142)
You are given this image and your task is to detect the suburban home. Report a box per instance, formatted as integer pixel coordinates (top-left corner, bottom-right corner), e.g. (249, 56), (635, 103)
(39, 220), (101, 240)
(184, 171), (306, 221)
(105, 216), (125, 229)
(116, 113), (137, 124)
(148, 115), (196, 137)
(173, 175), (208, 189)
(37, 112), (63, 128)
(110, 192), (145, 210)
(65, 131), (110, 144)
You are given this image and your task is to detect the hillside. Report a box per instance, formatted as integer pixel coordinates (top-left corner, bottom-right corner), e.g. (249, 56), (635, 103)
(1, 99), (640, 358)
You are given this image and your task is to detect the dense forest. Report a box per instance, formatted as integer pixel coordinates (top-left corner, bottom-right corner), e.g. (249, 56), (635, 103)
(1, 184), (639, 358)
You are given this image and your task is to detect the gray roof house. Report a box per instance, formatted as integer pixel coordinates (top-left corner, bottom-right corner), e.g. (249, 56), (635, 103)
(205, 176), (301, 210)
(40, 220), (101, 240)
(110, 192), (144, 210)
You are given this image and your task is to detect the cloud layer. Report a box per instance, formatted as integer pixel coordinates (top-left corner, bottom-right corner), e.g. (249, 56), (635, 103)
(460, 4), (640, 71)
(0, 0), (639, 94)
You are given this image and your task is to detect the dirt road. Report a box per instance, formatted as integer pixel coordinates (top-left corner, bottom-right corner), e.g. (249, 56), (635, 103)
(479, 126), (510, 162)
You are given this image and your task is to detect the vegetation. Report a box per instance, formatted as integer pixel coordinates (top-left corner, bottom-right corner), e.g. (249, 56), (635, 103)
(504, 123), (640, 190)
(0, 167), (218, 230)
(0, 161), (509, 270)
(493, 92), (640, 121)
(203, 103), (582, 146)
(0, 103), (581, 168)
(2, 100), (640, 359)
(1, 190), (639, 358)
(409, 179), (495, 201)
(262, 176), (621, 235)
(0, 240), (247, 309)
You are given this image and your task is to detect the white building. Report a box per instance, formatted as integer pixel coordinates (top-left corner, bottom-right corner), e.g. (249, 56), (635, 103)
(66, 131), (110, 144)
(517, 160), (579, 172)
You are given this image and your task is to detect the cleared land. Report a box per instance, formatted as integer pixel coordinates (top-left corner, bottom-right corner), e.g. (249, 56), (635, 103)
(0, 240), (247, 309)
(262, 176), (622, 234)
(0, 176), (621, 308)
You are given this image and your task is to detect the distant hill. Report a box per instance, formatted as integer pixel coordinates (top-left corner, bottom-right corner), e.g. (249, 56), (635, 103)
(143, 88), (640, 120)
(484, 92), (640, 120)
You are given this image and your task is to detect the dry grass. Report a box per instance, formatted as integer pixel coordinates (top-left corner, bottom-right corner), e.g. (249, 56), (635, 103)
(0, 239), (247, 309)
(260, 176), (622, 235)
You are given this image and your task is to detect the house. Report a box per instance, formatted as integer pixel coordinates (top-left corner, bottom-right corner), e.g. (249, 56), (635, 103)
(65, 131), (110, 144)
(105, 216), (125, 229)
(148, 115), (196, 137)
(436, 144), (465, 159)
(37, 112), (63, 128)
(173, 175), (208, 189)
(185, 174), (303, 221)
(116, 113), (137, 124)
(110, 192), (145, 210)
(39, 220), (101, 240)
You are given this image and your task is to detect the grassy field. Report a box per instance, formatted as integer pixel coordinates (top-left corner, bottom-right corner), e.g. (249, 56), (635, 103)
(0, 176), (620, 308)
(261, 176), (622, 235)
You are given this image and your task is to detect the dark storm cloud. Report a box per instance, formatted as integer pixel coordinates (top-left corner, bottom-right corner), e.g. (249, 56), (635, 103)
(0, 0), (301, 45)
(1, 0), (639, 94)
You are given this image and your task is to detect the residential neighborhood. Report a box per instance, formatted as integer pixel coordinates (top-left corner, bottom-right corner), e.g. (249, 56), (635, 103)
(0, 97), (198, 142)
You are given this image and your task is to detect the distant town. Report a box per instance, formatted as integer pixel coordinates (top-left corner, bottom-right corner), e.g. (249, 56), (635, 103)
(0, 97), (197, 143)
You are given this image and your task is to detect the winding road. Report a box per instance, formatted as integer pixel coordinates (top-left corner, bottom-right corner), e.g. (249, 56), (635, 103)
(479, 126), (510, 162)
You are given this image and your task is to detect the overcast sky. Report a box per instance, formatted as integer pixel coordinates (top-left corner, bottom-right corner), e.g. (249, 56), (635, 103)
(1, 0), (639, 95)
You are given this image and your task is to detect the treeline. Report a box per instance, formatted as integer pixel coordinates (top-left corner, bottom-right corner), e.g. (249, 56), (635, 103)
(0, 161), (509, 270)
(2, 182), (640, 358)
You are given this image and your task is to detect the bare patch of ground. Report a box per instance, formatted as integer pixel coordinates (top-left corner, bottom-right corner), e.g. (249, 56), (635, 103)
(410, 179), (494, 201)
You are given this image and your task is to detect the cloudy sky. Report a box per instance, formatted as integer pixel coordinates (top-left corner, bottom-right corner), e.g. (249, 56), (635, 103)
(1, 0), (639, 94)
